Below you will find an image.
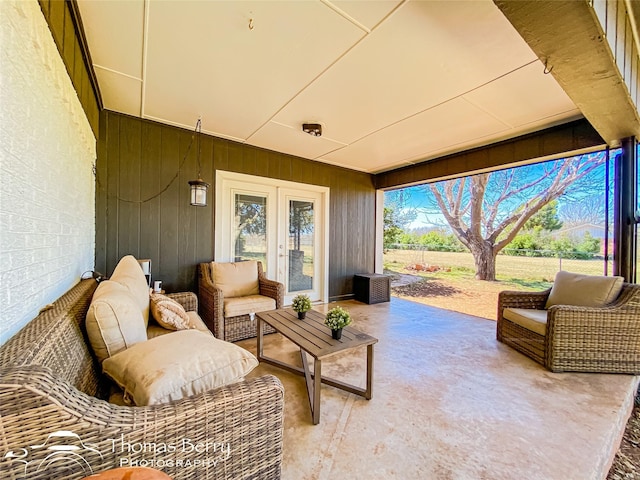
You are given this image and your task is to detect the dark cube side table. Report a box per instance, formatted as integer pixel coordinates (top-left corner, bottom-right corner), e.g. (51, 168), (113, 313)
(354, 273), (390, 304)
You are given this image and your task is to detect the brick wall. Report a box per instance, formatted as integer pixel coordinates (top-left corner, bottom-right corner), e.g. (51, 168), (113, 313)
(0, 0), (96, 344)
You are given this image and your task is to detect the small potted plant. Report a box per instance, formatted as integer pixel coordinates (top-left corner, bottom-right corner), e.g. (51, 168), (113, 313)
(324, 306), (352, 340)
(292, 294), (312, 319)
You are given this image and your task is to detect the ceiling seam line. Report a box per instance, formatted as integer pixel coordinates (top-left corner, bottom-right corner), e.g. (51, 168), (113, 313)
(388, 112), (585, 170)
(244, 22), (381, 141)
(341, 59), (541, 148)
(367, 0), (407, 32)
(319, 0), (370, 33)
(460, 96), (514, 129)
(142, 114), (245, 143)
(93, 65), (142, 82)
(245, 2), (409, 144)
(140, 0), (150, 118)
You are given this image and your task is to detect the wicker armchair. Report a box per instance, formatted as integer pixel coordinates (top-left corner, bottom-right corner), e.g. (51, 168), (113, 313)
(497, 282), (640, 373)
(198, 261), (284, 342)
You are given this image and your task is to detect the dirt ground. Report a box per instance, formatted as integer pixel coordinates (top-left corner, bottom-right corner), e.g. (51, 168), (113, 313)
(389, 273), (517, 321)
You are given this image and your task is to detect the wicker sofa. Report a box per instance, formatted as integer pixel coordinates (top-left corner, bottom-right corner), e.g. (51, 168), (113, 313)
(497, 278), (640, 374)
(0, 279), (284, 480)
(198, 261), (284, 342)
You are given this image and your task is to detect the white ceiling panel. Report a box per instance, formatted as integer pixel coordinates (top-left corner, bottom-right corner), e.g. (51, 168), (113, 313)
(271, 0), (538, 145)
(321, 97), (510, 172)
(77, 0), (583, 174)
(142, 1), (365, 139)
(328, 0), (403, 30)
(247, 121), (347, 162)
(462, 62), (581, 128)
(76, 0), (144, 79)
(94, 67), (142, 117)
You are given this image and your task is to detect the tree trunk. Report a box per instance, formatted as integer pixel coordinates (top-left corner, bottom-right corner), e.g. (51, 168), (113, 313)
(469, 240), (497, 281)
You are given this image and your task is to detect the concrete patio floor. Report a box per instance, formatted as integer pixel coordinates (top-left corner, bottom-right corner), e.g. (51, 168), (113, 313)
(238, 298), (639, 480)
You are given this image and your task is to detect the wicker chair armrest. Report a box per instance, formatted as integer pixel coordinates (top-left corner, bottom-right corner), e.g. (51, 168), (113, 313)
(166, 291), (198, 312)
(545, 303), (640, 373)
(198, 263), (225, 338)
(498, 289), (551, 311)
(1, 365), (284, 480)
(496, 288), (550, 341)
(259, 277), (285, 309)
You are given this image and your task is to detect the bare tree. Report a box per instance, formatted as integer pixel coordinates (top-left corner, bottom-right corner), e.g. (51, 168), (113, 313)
(559, 195), (609, 227)
(425, 152), (607, 280)
(385, 189), (417, 229)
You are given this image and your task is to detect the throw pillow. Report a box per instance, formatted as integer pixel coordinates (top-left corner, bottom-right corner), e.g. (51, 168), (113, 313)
(102, 330), (259, 406)
(211, 261), (260, 298)
(546, 270), (624, 309)
(86, 280), (148, 363)
(150, 293), (194, 330)
(110, 255), (152, 327)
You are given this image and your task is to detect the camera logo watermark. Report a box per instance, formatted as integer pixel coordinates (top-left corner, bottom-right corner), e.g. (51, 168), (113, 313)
(3, 430), (232, 477)
(3, 430), (102, 477)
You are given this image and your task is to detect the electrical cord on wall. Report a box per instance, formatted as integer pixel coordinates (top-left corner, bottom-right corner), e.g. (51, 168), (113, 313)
(94, 119), (201, 204)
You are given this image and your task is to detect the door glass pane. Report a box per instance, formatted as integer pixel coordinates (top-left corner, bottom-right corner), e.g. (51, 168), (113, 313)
(234, 194), (267, 269)
(288, 200), (314, 292)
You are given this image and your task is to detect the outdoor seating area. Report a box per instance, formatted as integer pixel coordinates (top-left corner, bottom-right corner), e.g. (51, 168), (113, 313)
(4, 1), (640, 479)
(238, 298), (639, 479)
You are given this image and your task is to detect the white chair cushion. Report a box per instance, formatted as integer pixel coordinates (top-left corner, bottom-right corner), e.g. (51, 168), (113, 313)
(103, 330), (258, 406)
(211, 261), (259, 298)
(545, 271), (624, 309)
(110, 255), (151, 327)
(224, 295), (276, 318)
(86, 280), (148, 363)
(503, 308), (548, 336)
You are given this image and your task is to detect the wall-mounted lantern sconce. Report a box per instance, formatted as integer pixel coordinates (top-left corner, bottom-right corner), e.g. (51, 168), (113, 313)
(188, 118), (210, 206)
(189, 178), (209, 207)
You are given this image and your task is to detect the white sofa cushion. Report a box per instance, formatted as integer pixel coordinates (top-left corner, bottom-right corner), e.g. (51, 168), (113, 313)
(85, 280), (148, 363)
(502, 308), (548, 336)
(110, 254), (151, 327)
(103, 330), (258, 406)
(546, 271), (624, 309)
(224, 295), (276, 318)
(211, 261), (260, 298)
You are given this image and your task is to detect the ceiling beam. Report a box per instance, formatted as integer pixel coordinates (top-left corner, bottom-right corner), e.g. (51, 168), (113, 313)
(494, 0), (640, 145)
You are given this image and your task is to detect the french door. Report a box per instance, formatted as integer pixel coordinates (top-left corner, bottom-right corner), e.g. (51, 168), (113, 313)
(215, 171), (329, 304)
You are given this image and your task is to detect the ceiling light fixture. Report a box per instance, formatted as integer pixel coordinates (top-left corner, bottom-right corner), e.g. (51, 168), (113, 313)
(302, 123), (322, 137)
(188, 118), (210, 207)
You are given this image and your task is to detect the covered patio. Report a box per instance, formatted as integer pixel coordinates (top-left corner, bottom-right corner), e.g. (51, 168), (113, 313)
(238, 298), (639, 479)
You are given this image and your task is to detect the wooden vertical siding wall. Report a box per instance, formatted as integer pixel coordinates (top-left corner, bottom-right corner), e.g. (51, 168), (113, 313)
(38, 0), (101, 136)
(96, 111), (376, 299)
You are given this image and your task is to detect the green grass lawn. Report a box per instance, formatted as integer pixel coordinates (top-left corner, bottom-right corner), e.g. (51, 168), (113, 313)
(385, 249), (611, 291)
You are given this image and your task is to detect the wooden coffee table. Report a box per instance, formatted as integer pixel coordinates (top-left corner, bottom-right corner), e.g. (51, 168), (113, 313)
(256, 308), (378, 425)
